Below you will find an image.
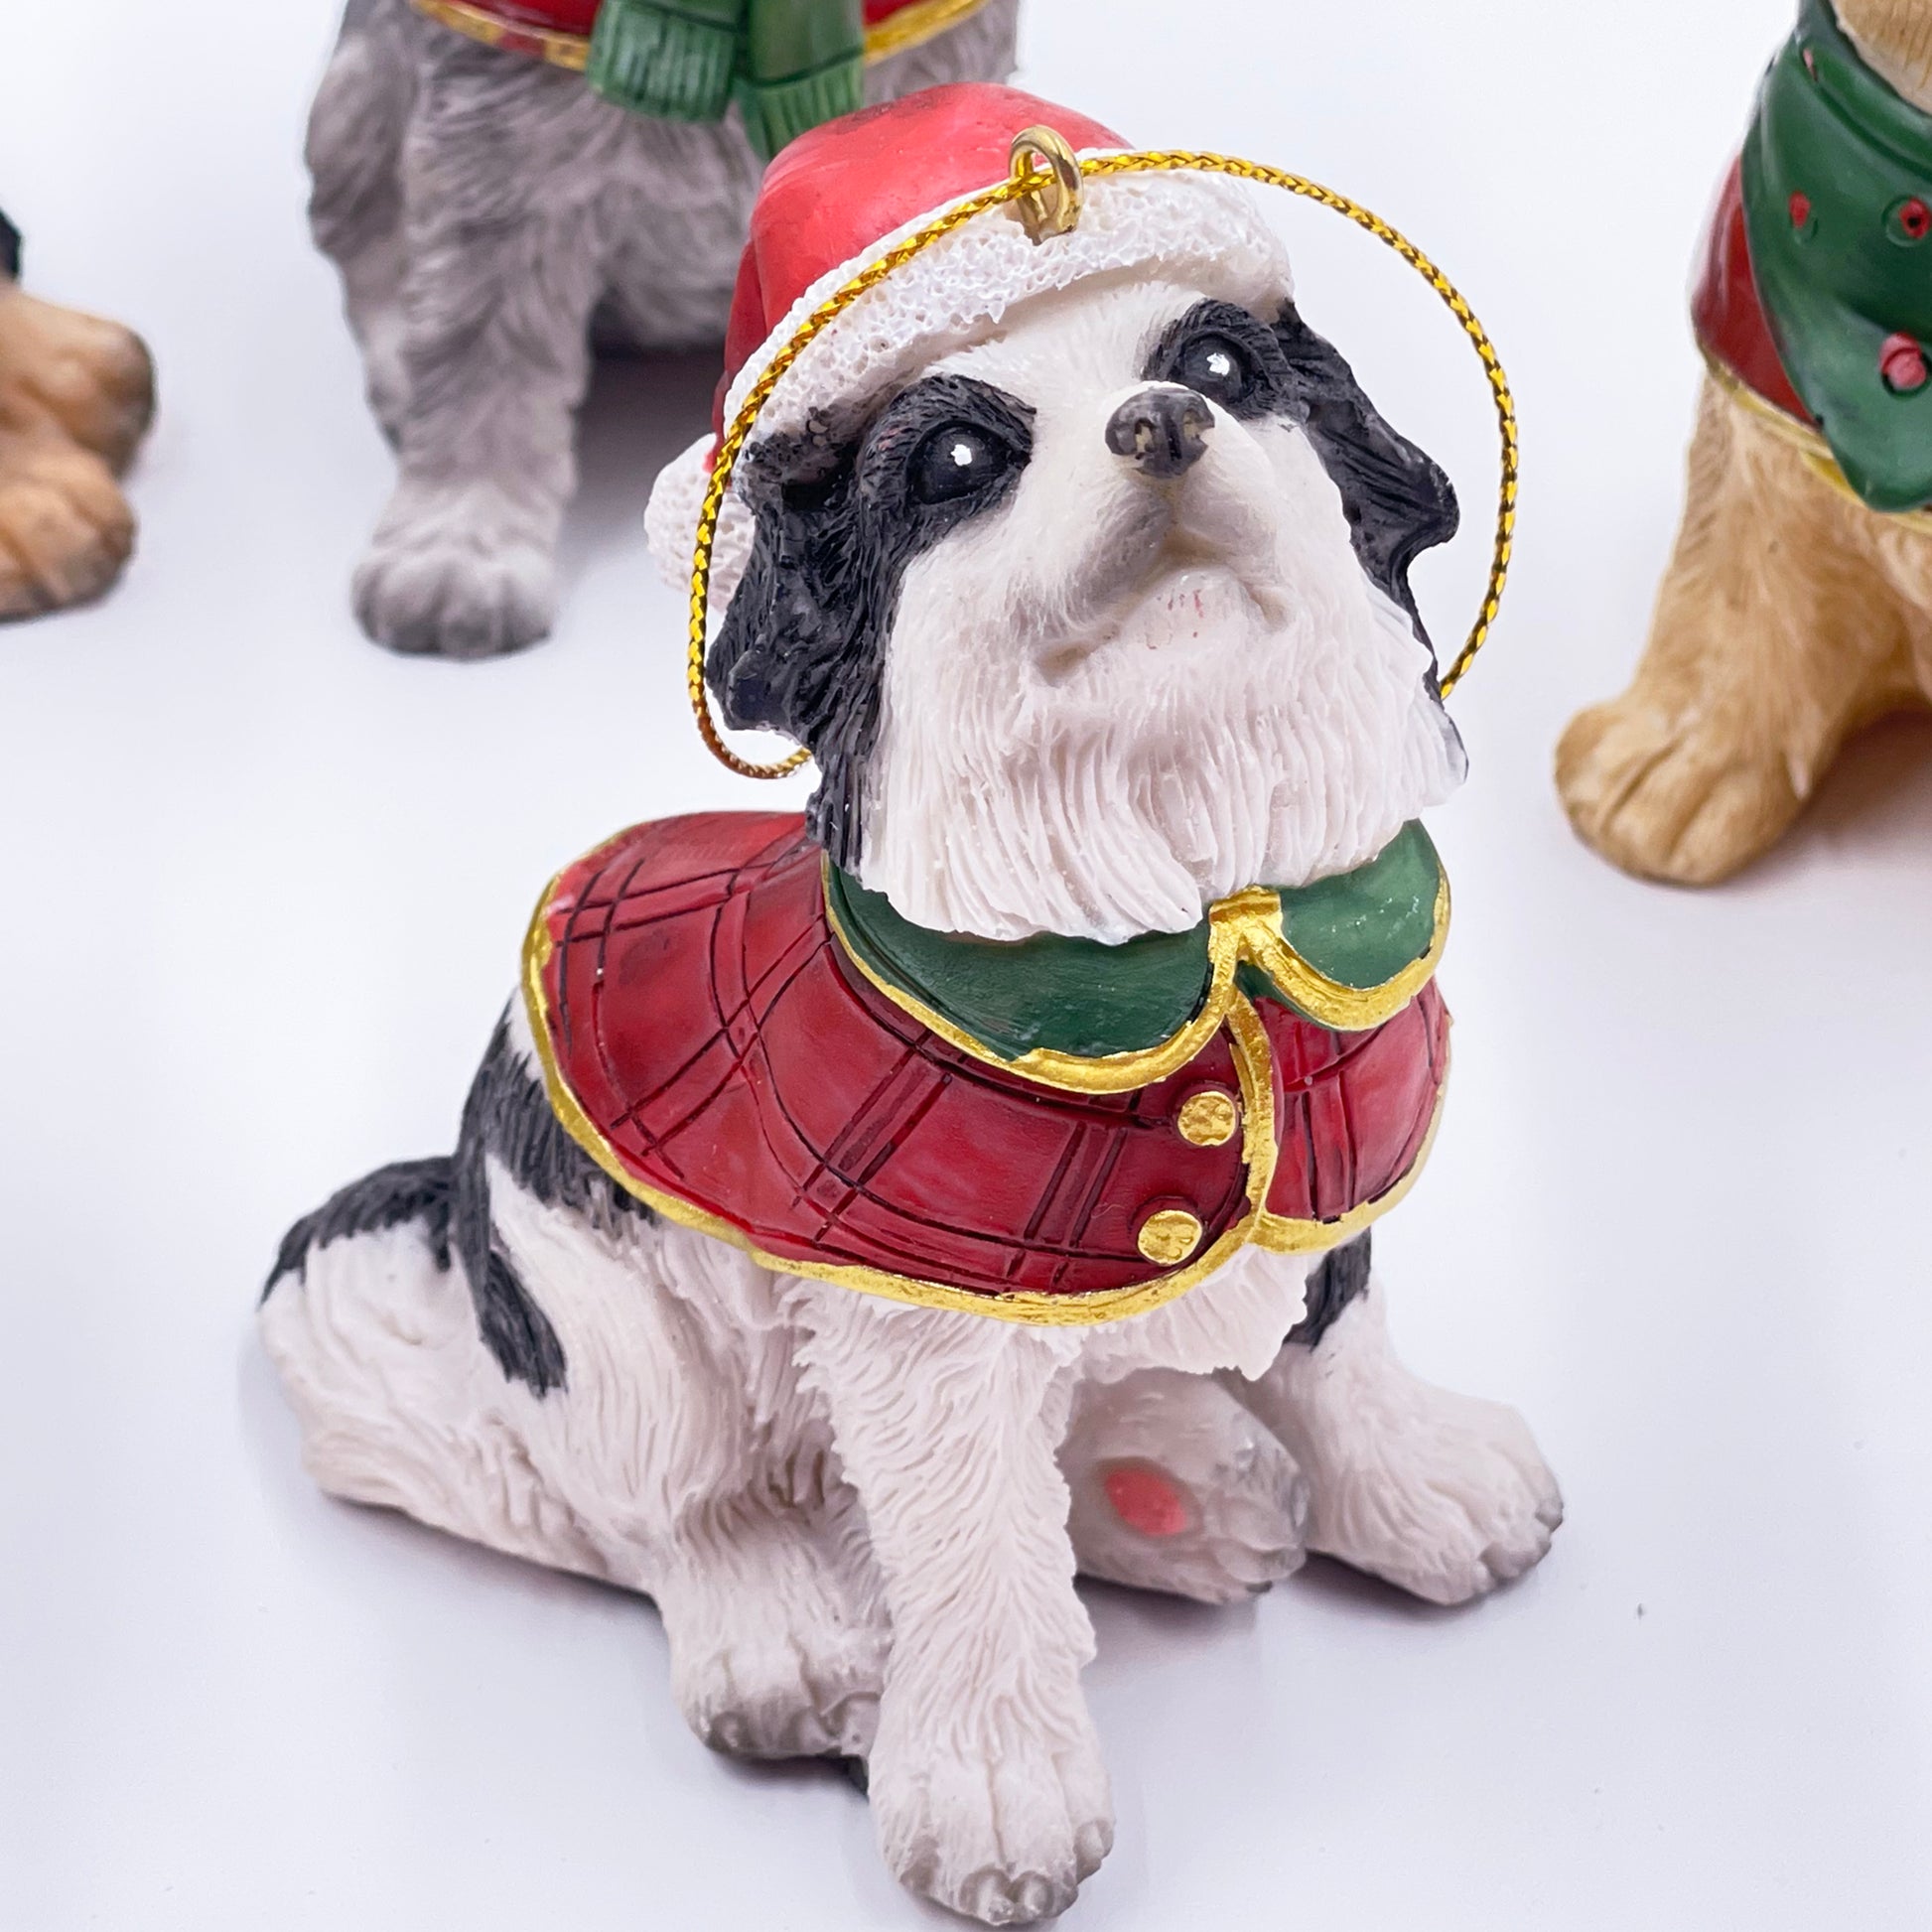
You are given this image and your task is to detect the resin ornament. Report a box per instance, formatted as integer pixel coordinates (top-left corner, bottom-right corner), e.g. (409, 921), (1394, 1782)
(0, 210), (154, 620)
(307, 0), (1017, 659)
(264, 86), (1561, 1925)
(1560, 0), (1932, 885)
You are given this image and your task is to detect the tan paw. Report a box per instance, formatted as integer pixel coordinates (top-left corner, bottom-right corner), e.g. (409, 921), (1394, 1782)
(0, 287), (155, 468)
(1556, 690), (1804, 887)
(0, 438), (136, 618)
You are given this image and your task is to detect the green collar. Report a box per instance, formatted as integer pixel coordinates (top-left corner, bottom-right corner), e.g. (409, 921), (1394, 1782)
(826, 822), (1448, 1074)
(1743, 0), (1932, 510)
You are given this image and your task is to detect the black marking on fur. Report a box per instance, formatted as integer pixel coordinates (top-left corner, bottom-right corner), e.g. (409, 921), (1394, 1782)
(708, 373), (1034, 869)
(1146, 299), (1459, 664)
(1288, 1232), (1372, 1349)
(0, 210), (19, 283)
(1272, 304), (1460, 660)
(1145, 300), (1296, 426)
(263, 1158), (453, 1302)
(448, 1010), (655, 1395)
(264, 1012), (646, 1397)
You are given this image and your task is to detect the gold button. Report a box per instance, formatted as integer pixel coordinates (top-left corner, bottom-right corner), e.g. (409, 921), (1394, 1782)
(1176, 1088), (1239, 1148)
(1137, 1208), (1204, 1266)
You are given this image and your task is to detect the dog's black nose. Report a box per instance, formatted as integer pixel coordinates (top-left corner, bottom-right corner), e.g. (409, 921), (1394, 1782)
(1105, 384), (1213, 480)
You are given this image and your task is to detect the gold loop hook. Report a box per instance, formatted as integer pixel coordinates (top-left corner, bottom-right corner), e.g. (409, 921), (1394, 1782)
(1007, 125), (1083, 243)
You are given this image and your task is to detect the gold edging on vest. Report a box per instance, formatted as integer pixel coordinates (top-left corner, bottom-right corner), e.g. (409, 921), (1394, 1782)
(519, 861), (1447, 1323)
(822, 859), (1449, 1092)
(1703, 348), (1932, 535)
(410, 0), (994, 73)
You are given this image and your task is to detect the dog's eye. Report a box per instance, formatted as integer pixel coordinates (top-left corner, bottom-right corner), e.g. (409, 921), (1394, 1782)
(909, 423), (1015, 504)
(1173, 333), (1257, 409)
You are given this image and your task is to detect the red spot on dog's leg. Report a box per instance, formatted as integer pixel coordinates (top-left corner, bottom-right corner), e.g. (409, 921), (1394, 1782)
(1880, 333), (1928, 394)
(1103, 1462), (1192, 1538)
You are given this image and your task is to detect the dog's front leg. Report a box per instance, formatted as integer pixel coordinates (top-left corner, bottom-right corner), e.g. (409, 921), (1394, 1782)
(1231, 1274), (1563, 1606)
(352, 54), (606, 657)
(1557, 373), (1916, 884)
(793, 1285), (1111, 1927)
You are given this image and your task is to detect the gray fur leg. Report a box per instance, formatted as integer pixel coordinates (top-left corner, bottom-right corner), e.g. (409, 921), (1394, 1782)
(353, 40), (609, 656)
(321, 0), (1019, 654)
(307, 0), (422, 439)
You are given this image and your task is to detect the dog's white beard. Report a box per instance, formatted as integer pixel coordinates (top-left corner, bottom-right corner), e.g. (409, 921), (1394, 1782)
(859, 471), (1466, 944)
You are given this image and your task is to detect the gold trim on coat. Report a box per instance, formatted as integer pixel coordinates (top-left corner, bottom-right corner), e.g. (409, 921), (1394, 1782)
(1703, 348), (1932, 535)
(520, 865), (1443, 1322)
(1245, 876), (1450, 1034)
(411, 0), (992, 73)
(859, 0), (993, 60)
(1251, 1086), (1446, 1254)
(823, 864), (1449, 1092)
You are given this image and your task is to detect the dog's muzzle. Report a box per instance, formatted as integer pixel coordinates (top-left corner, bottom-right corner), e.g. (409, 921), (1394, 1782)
(1105, 383), (1212, 481)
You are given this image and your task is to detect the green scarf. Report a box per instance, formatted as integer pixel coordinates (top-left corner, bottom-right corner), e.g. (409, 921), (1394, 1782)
(829, 823), (1446, 1061)
(1742, 0), (1932, 510)
(587, 0), (864, 159)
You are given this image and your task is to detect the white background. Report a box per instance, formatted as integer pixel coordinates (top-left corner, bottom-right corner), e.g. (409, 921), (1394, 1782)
(5, 2), (1932, 1926)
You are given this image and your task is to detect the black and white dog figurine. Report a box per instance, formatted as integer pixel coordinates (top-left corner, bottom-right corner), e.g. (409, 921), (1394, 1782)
(266, 88), (1561, 1926)
(305, 0), (1019, 657)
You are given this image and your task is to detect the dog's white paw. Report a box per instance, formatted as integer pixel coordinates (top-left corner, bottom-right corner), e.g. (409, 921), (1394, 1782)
(352, 480), (554, 658)
(1246, 1289), (1562, 1607)
(1305, 1380), (1562, 1606)
(872, 1711), (1112, 1925)
(1063, 1367), (1308, 1604)
(672, 1627), (881, 1761)
(660, 1524), (886, 1761)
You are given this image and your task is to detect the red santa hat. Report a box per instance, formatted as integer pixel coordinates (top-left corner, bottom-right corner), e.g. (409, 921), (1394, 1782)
(644, 81), (1296, 610)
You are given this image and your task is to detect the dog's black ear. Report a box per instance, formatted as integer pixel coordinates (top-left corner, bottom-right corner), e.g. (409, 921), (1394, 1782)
(0, 209), (19, 283)
(1273, 302), (1459, 659)
(706, 438), (886, 870)
(706, 375), (1032, 869)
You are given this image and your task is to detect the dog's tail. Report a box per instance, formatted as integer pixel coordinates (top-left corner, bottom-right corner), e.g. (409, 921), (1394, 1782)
(262, 1158), (453, 1305)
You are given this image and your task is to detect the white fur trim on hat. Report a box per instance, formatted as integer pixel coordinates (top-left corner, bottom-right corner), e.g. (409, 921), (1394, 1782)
(645, 161), (1293, 607)
(643, 431), (757, 620)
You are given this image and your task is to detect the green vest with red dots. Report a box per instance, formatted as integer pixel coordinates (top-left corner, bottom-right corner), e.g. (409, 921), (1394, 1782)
(1709, 0), (1932, 511)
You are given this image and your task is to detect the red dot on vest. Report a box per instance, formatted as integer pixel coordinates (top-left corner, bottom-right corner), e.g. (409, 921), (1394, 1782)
(1103, 1463), (1192, 1538)
(1789, 191), (1811, 228)
(1901, 199), (1930, 239)
(1880, 333), (1928, 393)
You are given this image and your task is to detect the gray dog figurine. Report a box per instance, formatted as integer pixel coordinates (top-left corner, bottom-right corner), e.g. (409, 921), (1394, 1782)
(306, 0), (1019, 658)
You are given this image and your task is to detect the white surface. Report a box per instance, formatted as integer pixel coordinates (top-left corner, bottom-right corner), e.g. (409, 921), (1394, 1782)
(3, 1), (1931, 1926)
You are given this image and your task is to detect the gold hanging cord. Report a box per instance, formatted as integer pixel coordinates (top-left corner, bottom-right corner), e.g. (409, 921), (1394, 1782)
(689, 128), (1518, 779)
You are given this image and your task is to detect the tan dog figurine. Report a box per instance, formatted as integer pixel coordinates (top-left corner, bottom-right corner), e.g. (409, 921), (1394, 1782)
(1558, 0), (1932, 885)
(0, 212), (155, 621)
